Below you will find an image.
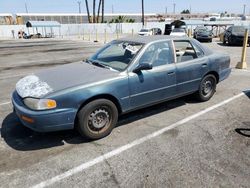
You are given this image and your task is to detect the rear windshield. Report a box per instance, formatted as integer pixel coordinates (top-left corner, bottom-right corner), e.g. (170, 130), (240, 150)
(172, 28), (185, 33)
(140, 29), (150, 32)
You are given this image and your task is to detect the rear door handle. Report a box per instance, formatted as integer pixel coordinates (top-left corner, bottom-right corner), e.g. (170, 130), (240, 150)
(167, 71), (175, 75)
(202, 63), (207, 67)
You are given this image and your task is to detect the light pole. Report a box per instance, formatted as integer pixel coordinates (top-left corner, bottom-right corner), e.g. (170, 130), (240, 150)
(243, 4), (246, 15)
(142, 0), (145, 26)
(77, 1), (82, 13)
(25, 2), (29, 13)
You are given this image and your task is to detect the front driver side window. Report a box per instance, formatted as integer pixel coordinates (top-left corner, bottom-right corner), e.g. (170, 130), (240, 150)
(139, 41), (173, 67)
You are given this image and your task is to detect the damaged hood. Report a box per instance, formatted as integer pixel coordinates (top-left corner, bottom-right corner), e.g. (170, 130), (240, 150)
(16, 62), (120, 98)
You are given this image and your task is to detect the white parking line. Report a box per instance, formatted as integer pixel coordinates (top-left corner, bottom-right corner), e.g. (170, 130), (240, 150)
(31, 92), (245, 188)
(0, 101), (11, 106)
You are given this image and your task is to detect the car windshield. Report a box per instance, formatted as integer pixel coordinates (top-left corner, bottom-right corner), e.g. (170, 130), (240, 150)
(172, 28), (185, 33)
(140, 29), (150, 32)
(89, 41), (144, 71)
(232, 26), (246, 33)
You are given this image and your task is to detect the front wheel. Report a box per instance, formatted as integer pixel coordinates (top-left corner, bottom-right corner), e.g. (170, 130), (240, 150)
(196, 74), (217, 102)
(77, 99), (118, 140)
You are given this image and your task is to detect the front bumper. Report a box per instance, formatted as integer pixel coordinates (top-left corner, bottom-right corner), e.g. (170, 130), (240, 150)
(12, 91), (76, 132)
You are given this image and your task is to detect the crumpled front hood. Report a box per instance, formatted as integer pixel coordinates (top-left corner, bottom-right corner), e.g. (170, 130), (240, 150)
(16, 75), (53, 98)
(16, 62), (120, 98)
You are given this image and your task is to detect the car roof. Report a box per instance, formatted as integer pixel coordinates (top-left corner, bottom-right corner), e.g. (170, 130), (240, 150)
(117, 35), (190, 44)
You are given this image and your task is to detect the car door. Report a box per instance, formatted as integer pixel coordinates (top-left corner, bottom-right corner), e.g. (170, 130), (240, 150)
(128, 40), (176, 109)
(173, 40), (209, 95)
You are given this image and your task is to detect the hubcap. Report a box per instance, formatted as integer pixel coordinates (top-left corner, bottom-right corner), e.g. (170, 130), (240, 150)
(88, 108), (110, 129)
(202, 79), (214, 96)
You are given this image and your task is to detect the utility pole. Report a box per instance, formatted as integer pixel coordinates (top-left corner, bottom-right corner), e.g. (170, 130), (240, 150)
(243, 4), (246, 15)
(112, 4), (114, 14)
(25, 2), (29, 13)
(165, 7), (168, 14)
(189, 5), (191, 13)
(142, 0), (145, 26)
(173, 3), (176, 14)
(77, 1), (82, 13)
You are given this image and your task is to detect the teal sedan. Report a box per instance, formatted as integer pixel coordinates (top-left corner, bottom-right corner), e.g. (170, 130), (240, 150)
(12, 36), (231, 140)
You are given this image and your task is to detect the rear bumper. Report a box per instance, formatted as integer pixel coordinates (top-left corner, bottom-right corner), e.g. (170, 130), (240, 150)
(219, 68), (231, 82)
(196, 36), (212, 41)
(12, 91), (76, 132)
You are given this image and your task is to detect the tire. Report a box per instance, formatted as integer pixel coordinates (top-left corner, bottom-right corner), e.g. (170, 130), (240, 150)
(223, 36), (226, 44)
(196, 74), (217, 102)
(77, 99), (118, 140)
(209, 38), (212, 43)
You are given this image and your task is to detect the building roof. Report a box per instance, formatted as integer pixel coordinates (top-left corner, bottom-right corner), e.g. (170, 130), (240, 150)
(26, 21), (61, 27)
(0, 13), (13, 16)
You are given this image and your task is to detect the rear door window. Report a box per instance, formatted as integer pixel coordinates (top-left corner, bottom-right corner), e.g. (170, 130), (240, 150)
(173, 41), (198, 63)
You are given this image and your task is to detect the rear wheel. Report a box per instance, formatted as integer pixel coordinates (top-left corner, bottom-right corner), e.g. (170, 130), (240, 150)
(77, 99), (118, 140)
(196, 74), (217, 102)
(223, 36), (226, 44)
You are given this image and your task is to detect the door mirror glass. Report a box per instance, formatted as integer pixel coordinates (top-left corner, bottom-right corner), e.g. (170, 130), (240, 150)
(133, 63), (152, 73)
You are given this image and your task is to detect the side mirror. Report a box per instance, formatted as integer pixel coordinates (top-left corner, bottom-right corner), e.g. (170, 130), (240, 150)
(133, 63), (153, 73)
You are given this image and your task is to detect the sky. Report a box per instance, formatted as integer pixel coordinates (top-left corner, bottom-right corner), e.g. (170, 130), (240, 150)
(1, 0), (250, 14)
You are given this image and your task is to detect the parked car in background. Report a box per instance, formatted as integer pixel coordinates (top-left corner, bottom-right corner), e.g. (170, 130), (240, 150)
(223, 26), (250, 46)
(151, 28), (162, 35)
(193, 26), (213, 42)
(12, 36), (231, 140)
(138, 28), (153, 36)
(170, 28), (187, 37)
(164, 24), (172, 35)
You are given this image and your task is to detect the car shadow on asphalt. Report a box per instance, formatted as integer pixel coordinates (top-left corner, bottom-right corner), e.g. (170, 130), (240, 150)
(1, 95), (199, 151)
(217, 42), (249, 48)
(235, 90), (250, 138)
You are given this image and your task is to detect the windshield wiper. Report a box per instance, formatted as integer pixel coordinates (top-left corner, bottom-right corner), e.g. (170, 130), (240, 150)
(87, 59), (115, 70)
(86, 59), (105, 68)
(86, 59), (118, 72)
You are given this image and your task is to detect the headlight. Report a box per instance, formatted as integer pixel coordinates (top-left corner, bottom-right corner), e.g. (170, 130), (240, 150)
(23, 98), (57, 110)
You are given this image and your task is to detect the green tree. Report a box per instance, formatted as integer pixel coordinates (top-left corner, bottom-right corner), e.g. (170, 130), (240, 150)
(181, 9), (190, 14)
